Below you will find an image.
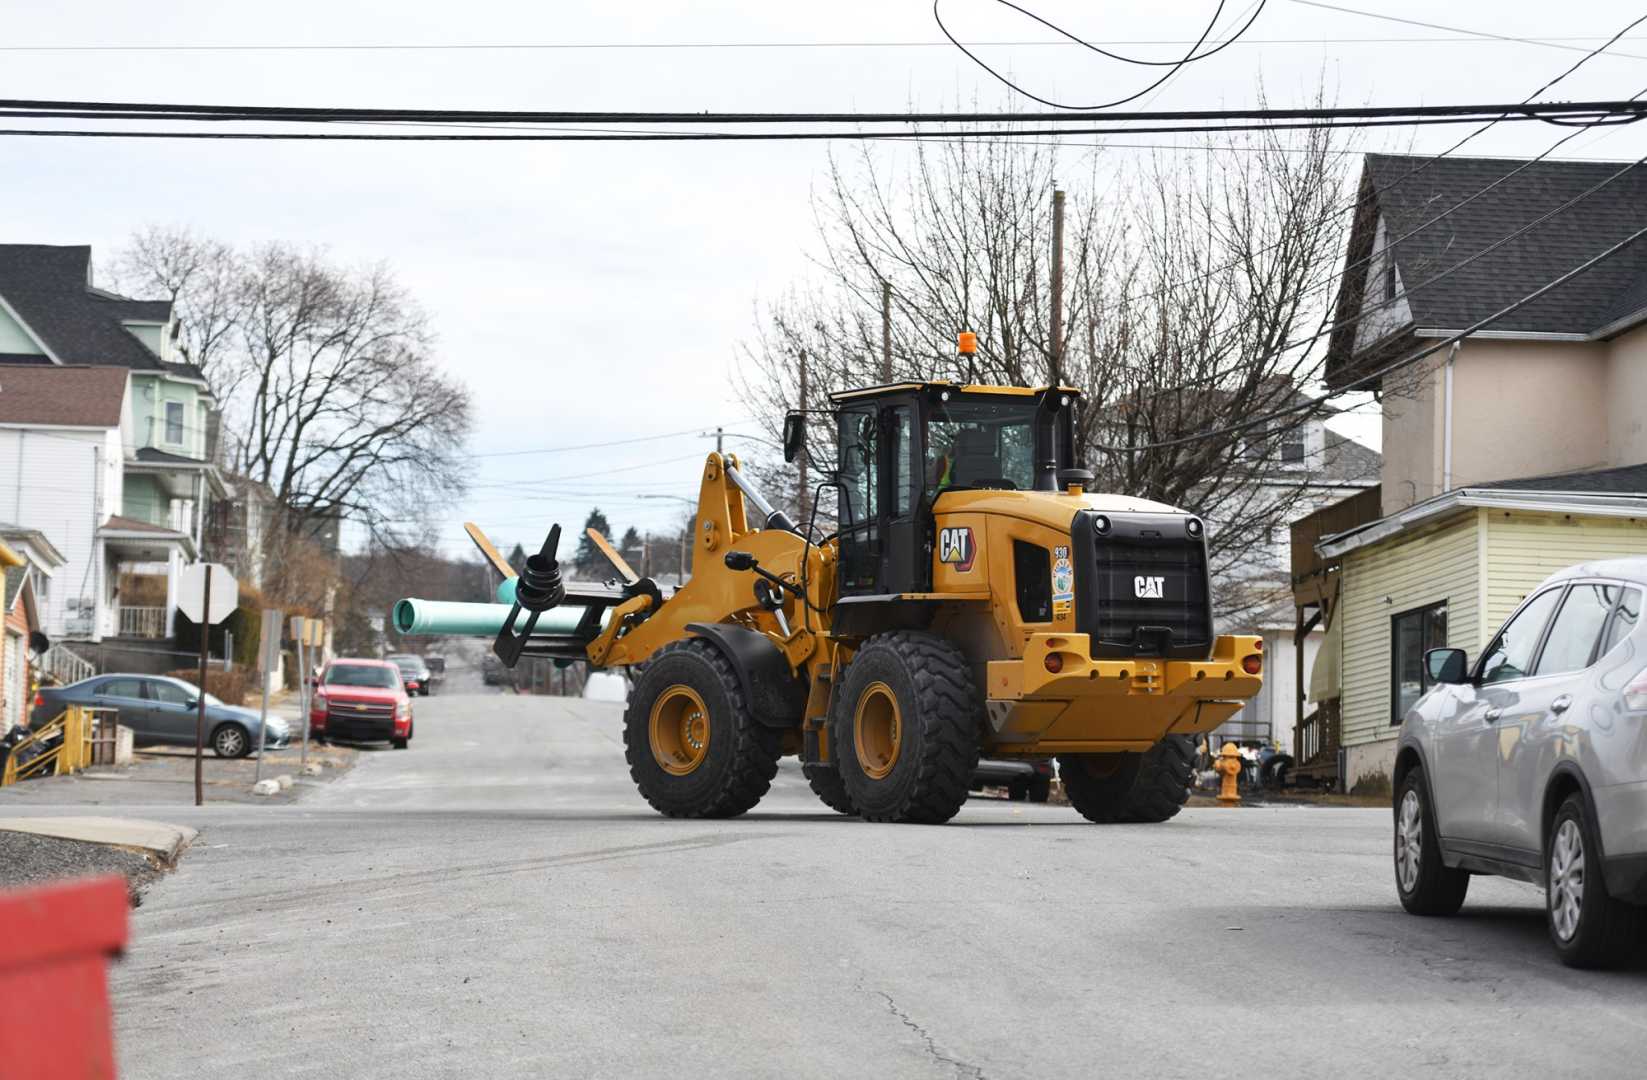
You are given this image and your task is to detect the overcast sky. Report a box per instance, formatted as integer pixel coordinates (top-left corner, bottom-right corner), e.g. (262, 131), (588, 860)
(4, 1), (1646, 558)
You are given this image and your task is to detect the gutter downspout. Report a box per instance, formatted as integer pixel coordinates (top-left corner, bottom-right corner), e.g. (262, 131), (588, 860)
(1442, 341), (1460, 492)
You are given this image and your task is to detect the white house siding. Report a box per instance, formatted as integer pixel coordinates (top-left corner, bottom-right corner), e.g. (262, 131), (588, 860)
(1339, 511), (1481, 784)
(0, 426), (117, 640)
(1482, 511), (1647, 633)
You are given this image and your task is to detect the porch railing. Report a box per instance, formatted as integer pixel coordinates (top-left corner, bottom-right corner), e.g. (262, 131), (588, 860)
(1293, 699), (1342, 780)
(39, 644), (96, 685)
(117, 606), (167, 639)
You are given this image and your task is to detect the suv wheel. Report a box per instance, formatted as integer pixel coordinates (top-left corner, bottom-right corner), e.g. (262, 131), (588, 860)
(1546, 793), (1644, 968)
(1394, 766), (1468, 915)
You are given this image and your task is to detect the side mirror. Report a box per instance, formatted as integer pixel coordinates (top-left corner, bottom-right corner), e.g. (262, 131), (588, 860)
(1425, 648), (1469, 685)
(782, 412), (805, 463)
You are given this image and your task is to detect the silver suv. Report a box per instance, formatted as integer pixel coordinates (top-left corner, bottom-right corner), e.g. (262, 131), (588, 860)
(1392, 557), (1647, 967)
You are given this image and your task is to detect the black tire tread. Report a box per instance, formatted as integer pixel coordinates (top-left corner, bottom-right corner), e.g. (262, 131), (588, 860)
(803, 763), (856, 815)
(622, 639), (781, 819)
(1395, 767), (1470, 916)
(1549, 794), (1644, 967)
(834, 630), (980, 825)
(1060, 735), (1194, 824)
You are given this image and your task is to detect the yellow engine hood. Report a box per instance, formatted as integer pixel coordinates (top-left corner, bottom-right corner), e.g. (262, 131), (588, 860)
(932, 489), (1185, 532)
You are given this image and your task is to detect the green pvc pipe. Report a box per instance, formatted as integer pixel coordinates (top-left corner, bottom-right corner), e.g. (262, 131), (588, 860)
(392, 597), (608, 638)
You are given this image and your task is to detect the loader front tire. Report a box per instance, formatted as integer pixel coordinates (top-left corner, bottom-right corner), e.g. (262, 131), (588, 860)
(803, 763), (856, 815)
(623, 639), (781, 818)
(1060, 735), (1195, 824)
(832, 631), (980, 824)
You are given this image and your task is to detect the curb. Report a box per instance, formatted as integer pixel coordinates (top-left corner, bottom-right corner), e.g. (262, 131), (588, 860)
(0, 817), (198, 866)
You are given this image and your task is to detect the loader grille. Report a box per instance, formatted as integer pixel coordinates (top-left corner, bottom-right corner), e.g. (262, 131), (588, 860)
(1072, 510), (1214, 660)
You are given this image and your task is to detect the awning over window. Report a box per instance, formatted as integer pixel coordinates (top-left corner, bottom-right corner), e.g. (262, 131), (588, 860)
(1308, 615), (1342, 702)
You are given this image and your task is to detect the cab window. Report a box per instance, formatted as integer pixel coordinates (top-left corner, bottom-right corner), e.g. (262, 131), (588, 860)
(1535, 582), (1619, 676)
(926, 399), (1036, 495)
(1478, 587), (1563, 685)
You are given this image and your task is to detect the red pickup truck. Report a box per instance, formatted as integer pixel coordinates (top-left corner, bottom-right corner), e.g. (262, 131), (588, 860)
(311, 658), (414, 749)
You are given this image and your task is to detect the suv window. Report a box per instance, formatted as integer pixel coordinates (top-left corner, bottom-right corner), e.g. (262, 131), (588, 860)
(1602, 587), (1642, 654)
(1479, 587), (1564, 685)
(1536, 583), (1620, 676)
(97, 678), (146, 699)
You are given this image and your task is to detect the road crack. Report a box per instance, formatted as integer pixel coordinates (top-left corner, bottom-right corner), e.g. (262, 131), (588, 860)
(874, 988), (987, 1080)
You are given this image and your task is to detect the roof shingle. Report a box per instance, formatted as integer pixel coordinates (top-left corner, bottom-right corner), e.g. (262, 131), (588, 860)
(0, 245), (172, 370)
(0, 365), (128, 428)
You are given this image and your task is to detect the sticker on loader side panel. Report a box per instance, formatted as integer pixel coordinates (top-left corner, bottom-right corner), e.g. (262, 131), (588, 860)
(938, 526), (977, 572)
(1052, 544), (1074, 618)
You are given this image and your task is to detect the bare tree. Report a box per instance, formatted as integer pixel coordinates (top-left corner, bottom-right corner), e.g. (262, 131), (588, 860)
(115, 233), (474, 552)
(736, 90), (1375, 622)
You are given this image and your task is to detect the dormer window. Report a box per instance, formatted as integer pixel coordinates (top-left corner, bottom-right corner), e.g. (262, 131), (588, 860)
(1383, 250), (1398, 302)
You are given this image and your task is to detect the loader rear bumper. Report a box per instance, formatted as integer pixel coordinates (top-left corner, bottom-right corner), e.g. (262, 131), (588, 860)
(981, 632), (1263, 754)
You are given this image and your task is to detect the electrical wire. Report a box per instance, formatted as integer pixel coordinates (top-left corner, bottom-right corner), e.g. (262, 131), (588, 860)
(986, 0), (1267, 66)
(1286, 0), (1647, 62)
(934, 0), (1265, 110)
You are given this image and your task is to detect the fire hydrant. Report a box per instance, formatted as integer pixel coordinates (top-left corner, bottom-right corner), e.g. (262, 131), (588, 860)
(1213, 742), (1243, 805)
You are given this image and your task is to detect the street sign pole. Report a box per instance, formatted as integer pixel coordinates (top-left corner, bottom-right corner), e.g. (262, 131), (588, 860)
(254, 608), (283, 784)
(194, 564), (212, 808)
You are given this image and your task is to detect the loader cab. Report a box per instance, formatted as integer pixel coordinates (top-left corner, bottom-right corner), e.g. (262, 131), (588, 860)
(828, 382), (1080, 598)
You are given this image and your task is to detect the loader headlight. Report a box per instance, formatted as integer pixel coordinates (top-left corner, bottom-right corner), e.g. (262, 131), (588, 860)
(1093, 515), (1111, 536)
(1185, 518), (1203, 538)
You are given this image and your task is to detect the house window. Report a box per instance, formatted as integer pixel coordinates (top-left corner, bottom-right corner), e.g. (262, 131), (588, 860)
(1391, 600), (1448, 723)
(1280, 429), (1307, 464)
(164, 401), (184, 444)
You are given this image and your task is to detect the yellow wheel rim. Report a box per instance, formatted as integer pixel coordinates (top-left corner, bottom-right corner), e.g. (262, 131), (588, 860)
(650, 685), (711, 776)
(854, 681), (902, 780)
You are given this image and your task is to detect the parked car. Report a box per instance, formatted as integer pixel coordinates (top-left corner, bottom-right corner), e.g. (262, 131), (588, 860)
(31, 674), (289, 759)
(386, 653), (433, 696)
(312, 659), (414, 749)
(1393, 557), (1647, 967)
(425, 655), (446, 685)
(971, 759), (1054, 802)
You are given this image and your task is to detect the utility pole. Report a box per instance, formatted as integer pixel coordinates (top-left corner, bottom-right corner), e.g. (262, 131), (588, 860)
(797, 348), (809, 529)
(1050, 187), (1066, 387)
(880, 280), (893, 381)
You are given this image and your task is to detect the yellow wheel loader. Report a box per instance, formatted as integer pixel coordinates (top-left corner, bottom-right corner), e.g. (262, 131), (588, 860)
(411, 346), (1263, 824)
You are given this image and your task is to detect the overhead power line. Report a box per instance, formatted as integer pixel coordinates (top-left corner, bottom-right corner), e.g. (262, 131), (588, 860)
(935, 0), (1268, 110)
(2, 97), (1638, 126)
(4, 34), (1642, 54)
(1286, 0), (1647, 62)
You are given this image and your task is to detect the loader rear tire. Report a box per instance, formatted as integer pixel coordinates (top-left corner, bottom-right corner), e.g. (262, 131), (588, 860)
(803, 764), (856, 815)
(623, 639), (781, 818)
(832, 631), (980, 824)
(1060, 735), (1195, 824)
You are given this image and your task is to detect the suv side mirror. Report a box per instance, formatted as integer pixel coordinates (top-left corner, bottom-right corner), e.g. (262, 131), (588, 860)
(782, 412), (805, 463)
(1425, 648), (1468, 685)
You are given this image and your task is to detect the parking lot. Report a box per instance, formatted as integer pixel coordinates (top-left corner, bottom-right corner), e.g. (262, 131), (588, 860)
(21, 690), (1622, 1080)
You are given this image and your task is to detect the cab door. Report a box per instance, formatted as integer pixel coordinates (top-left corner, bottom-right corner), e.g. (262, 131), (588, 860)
(836, 399), (923, 596)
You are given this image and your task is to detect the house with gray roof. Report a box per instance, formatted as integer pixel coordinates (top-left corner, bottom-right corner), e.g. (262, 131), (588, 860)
(1289, 154), (1647, 789)
(0, 244), (227, 667)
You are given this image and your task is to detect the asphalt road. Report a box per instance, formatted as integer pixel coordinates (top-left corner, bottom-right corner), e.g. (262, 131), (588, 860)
(35, 687), (1647, 1078)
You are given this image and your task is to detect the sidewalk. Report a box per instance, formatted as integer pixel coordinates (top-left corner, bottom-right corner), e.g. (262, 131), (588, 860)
(0, 713), (361, 808)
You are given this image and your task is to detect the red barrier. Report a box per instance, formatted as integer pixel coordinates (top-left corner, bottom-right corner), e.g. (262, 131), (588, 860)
(0, 875), (129, 1079)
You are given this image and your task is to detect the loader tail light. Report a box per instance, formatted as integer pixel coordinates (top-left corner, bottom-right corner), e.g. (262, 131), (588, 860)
(1242, 654), (1262, 676)
(33, 693), (44, 707)
(1044, 653), (1064, 674)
